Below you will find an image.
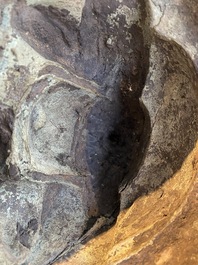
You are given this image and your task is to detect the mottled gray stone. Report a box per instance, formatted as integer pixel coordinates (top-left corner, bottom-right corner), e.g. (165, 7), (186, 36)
(0, 0), (197, 264)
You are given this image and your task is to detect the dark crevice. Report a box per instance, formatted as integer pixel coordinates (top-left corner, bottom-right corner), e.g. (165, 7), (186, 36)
(0, 104), (14, 182)
(86, 80), (151, 217)
(84, 0), (151, 218)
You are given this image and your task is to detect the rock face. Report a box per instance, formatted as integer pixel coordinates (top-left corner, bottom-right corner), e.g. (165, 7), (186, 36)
(55, 142), (198, 265)
(0, 0), (197, 264)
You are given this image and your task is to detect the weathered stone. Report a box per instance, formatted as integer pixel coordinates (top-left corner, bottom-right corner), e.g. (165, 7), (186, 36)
(58, 142), (198, 265)
(120, 35), (198, 208)
(0, 0), (197, 264)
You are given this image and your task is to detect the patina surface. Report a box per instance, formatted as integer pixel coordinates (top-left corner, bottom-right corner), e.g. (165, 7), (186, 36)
(0, 0), (197, 264)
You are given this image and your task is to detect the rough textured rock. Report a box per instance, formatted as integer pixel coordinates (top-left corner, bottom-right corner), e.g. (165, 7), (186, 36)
(0, 0), (197, 264)
(57, 142), (198, 265)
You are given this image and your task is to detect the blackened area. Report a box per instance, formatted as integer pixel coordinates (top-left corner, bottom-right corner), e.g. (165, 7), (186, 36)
(0, 104), (14, 182)
(86, 87), (149, 216)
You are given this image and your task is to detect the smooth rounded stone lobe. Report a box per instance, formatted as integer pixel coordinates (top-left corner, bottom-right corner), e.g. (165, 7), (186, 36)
(29, 82), (95, 175)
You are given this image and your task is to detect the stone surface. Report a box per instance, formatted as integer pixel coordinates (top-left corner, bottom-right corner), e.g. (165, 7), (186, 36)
(57, 141), (198, 265)
(0, 0), (197, 264)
